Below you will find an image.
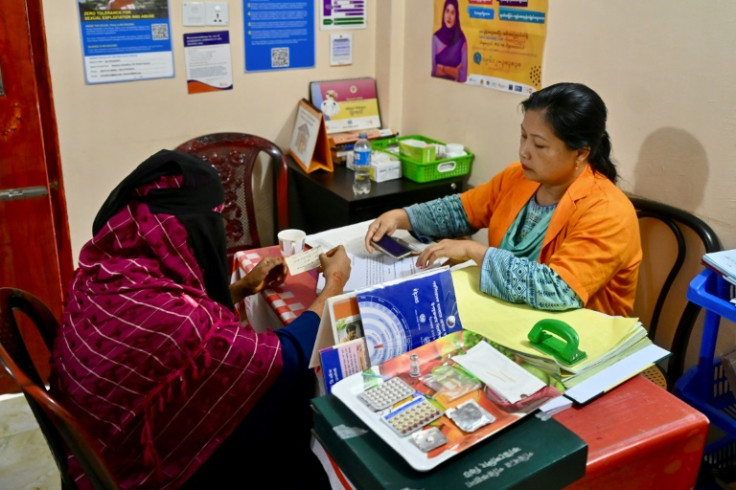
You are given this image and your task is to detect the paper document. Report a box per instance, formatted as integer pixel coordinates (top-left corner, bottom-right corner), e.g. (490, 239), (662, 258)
(452, 341), (546, 404)
(316, 252), (425, 293)
(537, 396), (573, 417)
(452, 266), (648, 376)
(285, 247), (323, 275)
(307, 219), (426, 256)
(563, 343), (670, 404)
(702, 249), (736, 285)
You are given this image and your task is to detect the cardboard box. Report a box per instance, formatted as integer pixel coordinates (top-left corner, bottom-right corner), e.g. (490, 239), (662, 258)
(328, 128), (397, 148)
(399, 138), (437, 163)
(370, 151), (401, 182)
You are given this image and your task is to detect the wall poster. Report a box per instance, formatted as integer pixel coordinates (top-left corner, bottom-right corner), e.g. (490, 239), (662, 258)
(432, 0), (548, 95)
(319, 0), (367, 30)
(76, 0), (174, 84)
(183, 31), (233, 94)
(243, 0), (315, 72)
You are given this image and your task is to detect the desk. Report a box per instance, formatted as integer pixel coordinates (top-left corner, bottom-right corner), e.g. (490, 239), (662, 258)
(287, 156), (468, 234)
(233, 246), (709, 489)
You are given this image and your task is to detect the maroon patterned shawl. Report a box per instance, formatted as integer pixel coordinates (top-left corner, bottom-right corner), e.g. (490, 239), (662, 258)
(50, 151), (283, 489)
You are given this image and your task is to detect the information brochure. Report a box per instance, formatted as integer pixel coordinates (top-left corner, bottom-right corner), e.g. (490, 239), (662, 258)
(356, 267), (463, 365)
(312, 267), (465, 392)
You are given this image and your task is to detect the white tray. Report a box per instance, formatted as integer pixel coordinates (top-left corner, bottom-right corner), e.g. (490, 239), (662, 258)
(331, 335), (562, 471)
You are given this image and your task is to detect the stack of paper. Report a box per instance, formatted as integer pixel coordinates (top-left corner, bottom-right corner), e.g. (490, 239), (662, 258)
(452, 267), (670, 404)
(702, 249), (736, 286)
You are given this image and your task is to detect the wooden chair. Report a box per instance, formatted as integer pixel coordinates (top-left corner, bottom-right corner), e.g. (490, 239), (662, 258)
(0, 287), (120, 490)
(176, 133), (289, 263)
(629, 196), (723, 389)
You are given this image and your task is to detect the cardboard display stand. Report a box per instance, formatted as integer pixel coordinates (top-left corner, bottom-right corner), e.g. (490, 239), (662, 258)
(288, 99), (334, 173)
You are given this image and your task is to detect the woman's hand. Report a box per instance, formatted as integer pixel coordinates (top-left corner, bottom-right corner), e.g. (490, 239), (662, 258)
(230, 256), (286, 303)
(365, 209), (412, 253)
(319, 245), (351, 291)
(309, 246), (352, 316)
(414, 238), (487, 268)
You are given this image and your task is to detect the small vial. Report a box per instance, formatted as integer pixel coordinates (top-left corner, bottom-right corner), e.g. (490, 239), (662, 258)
(409, 354), (420, 377)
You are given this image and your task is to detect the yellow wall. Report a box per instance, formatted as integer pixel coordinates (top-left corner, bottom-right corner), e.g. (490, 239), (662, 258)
(42, 1), (735, 365)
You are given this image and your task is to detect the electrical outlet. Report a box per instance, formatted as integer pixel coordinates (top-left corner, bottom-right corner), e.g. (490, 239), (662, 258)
(205, 2), (229, 26)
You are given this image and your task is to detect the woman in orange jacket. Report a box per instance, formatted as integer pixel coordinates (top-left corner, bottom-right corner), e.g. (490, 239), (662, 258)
(365, 83), (641, 317)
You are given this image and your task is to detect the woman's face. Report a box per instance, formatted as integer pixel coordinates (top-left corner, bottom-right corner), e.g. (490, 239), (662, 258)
(518, 109), (587, 188)
(444, 3), (457, 28)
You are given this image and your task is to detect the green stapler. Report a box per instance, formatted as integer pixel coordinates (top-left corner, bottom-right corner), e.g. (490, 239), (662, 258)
(527, 318), (587, 366)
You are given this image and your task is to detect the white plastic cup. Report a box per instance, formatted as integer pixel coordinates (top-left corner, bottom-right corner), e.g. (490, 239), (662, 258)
(278, 229), (306, 257)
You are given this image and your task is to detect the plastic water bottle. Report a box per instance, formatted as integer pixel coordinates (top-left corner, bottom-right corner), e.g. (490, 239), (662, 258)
(352, 132), (372, 195)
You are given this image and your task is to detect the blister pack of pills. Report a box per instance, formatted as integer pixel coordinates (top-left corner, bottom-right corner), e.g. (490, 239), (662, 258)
(358, 376), (415, 411)
(410, 426), (448, 452)
(445, 399), (495, 433)
(382, 395), (444, 437)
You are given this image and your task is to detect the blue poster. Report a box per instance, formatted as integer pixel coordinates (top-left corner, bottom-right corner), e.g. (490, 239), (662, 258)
(77, 0), (174, 84)
(243, 0), (315, 72)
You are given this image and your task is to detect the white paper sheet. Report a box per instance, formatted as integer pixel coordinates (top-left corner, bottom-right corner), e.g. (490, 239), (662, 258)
(316, 252), (421, 293)
(285, 246), (323, 275)
(452, 341), (546, 404)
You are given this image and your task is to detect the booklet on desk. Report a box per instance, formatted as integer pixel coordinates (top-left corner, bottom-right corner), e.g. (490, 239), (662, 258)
(355, 266), (463, 365)
(703, 249), (736, 286)
(311, 393), (587, 489)
(317, 293), (371, 394)
(319, 337), (371, 395)
(311, 267), (464, 386)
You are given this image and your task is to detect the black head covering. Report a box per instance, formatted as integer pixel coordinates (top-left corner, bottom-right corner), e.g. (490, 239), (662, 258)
(93, 149), (233, 309)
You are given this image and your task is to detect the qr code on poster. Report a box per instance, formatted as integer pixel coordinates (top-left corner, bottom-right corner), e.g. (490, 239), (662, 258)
(151, 23), (169, 41)
(271, 47), (289, 68)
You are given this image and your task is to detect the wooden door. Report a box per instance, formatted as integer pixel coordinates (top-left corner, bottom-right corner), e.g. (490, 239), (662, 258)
(0, 0), (73, 393)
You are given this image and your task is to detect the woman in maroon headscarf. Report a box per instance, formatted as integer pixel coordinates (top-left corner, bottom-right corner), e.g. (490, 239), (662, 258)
(432, 0), (468, 82)
(50, 150), (350, 489)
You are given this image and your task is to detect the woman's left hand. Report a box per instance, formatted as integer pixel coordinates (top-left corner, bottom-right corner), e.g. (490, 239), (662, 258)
(231, 256), (287, 302)
(415, 238), (487, 268)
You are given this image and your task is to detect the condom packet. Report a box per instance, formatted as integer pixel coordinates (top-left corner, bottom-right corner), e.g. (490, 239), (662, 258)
(420, 364), (481, 401)
(445, 399), (495, 433)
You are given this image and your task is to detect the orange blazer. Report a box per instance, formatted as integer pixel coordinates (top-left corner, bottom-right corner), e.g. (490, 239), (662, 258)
(460, 162), (641, 317)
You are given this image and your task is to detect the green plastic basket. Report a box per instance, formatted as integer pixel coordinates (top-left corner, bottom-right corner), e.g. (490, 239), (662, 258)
(371, 135), (473, 183)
